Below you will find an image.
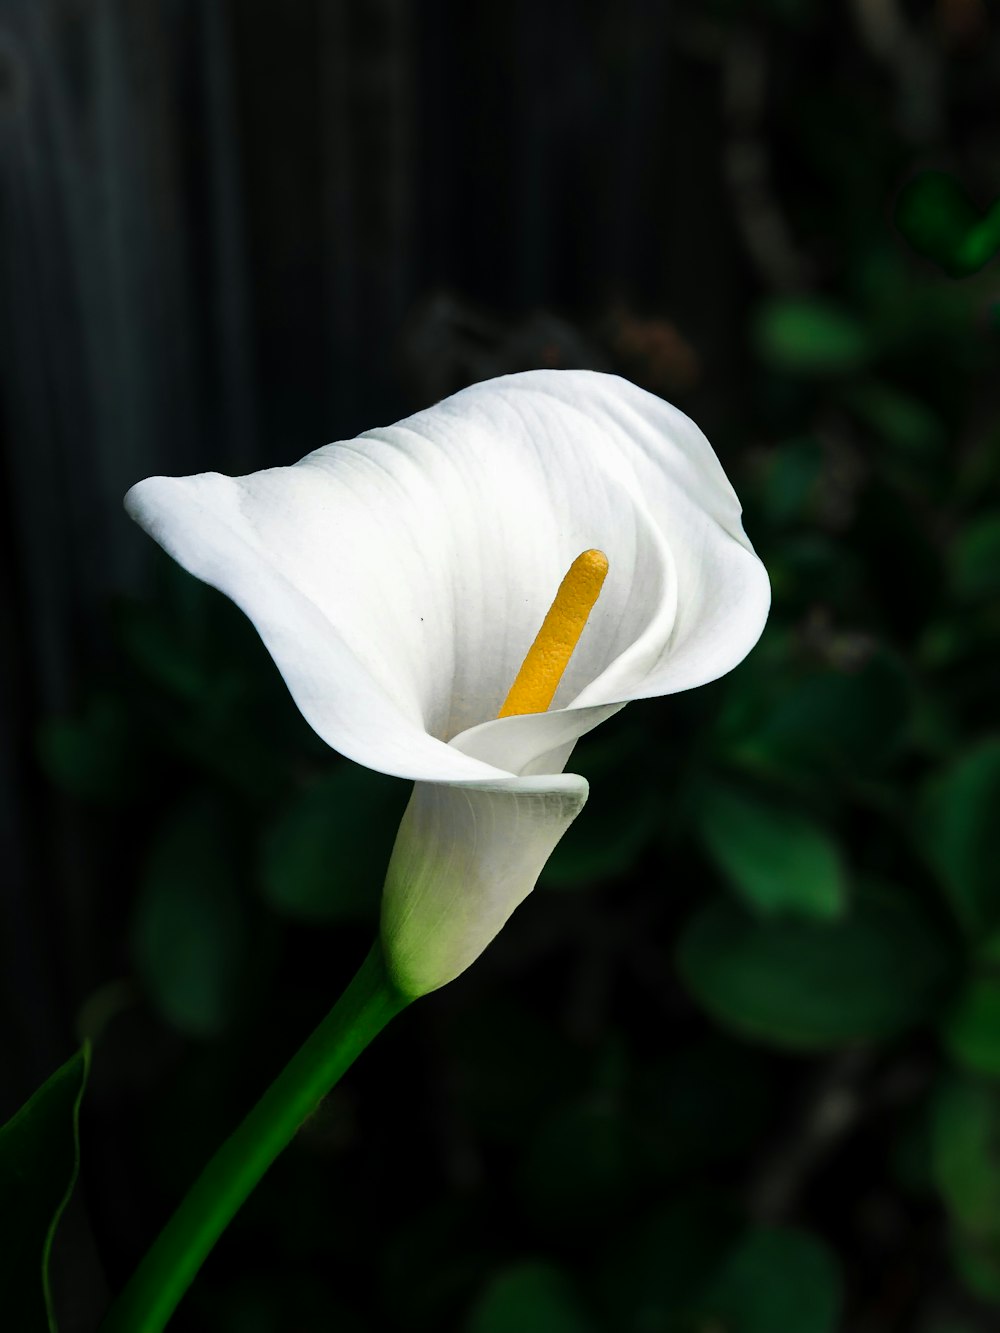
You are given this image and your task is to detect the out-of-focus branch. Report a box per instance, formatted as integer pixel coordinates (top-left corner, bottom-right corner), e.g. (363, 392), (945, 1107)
(849, 0), (943, 142)
(721, 31), (811, 294)
(748, 1048), (870, 1224)
(747, 1049), (933, 1225)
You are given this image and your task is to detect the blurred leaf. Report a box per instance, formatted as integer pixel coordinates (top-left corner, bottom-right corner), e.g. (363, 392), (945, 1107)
(695, 783), (847, 920)
(0, 1046), (89, 1333)
(917, 612), (999, 681)
(541, 784), (661, 890)
(891, 1101), (936, 1198)
(855, 241), (984, 361)
(944, 978), (1000, 1075)
(169, 698), (286, 803)
(753, 298), (873, 376)
(541, 726), (663, 889)
(630, 1039), (772, 1179)
(702, 1227), (842, 1333)
(932, 1073), (1000, 1243)
(895, 171), (1000, 278)
(765, 532), (865, 609)
(448, 1000), (587, 1143)
(116, 597), (214, 703)
(676, 886), (954, 1049)
(117, 576), (290, 801)
(132, 794), (249, 1037)
(710, 627), (795, 748)
(955, 421), (1000, 511)
(932, 1072), (1000, 1303)
(950, 512), (1000, 602)
(864, 250), (997, 359)
(517, 1101), (631, 1237)
(260, 764), (407, 921)
(920, 738), (1000, 934)
(846, 381), (946, 459)
(465, 1262), (597, 1333)
(941, 936), (1000, 1076)
(951, 1232), (1000, 1307)
(599, 1194), (740, 1332)
(758, 438), (823, 526)
(37, 693), (144, 803)
(381, 1200), (492, 1333)
(728, 656), (909, 782)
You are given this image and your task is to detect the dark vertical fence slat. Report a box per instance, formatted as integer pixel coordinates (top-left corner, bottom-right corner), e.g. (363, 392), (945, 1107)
(318, 0), (359, 428)
(201, 0), (258, 471)
(0, 33), (78, 711)
(93, 0), (203, 497)
(356, 0), (413, 357)
(229, 0), (327, 459)
(93, 0), (161, 552)
(0, 14), (82, 1114)
(318, 0), (414, 431)
(607, 0), (670, 305)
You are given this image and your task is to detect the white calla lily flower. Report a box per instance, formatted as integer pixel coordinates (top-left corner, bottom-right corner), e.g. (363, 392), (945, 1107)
(125, 369), (769, 998)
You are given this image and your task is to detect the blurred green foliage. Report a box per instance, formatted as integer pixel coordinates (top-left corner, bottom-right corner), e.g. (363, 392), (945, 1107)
(0, 1048), (89, 1331)
(23, 5), (1000, 1331)
(895, 173), (1000, 278)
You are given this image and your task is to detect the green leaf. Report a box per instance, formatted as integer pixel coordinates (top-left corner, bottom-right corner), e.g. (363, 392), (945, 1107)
(764, 532), (866, 610)
(598, 1194), (740, 1332)
(753, 298), (873, 376)
(0, 1046), (90, 1332)
(380, 1199), (492, 1332)
(541, 726), (662, 890)
(516, 1102), (630, 1237)
(950, 512), (1000, 602)
(448, 1000), (588, 1143)
(920, 738), (1000, 934)
(630, 1040), (772, 1180)
(758, 438), (823, 526)
(541, 784), (661, 890)
(895, 171), (1000, 277)
(931, 1073), (1000, 1243)
(931, 1071), (1000, 1303)
(703, 1227), (843, 1333)
(466, 1262), (597, 1333)
(132, 795), (249, 1038)
(846, 381), (946, 459)
(676, 887), (954, 1049)
(696, 784), (847, 921)
(952, 1230), (1000, 1307)
(259, 764), (407, 921)
(37, 694), (143, 804)
(941, 944), (1000, 1077)
(728, 656), (909, 783)
(116, 598), (214, 703)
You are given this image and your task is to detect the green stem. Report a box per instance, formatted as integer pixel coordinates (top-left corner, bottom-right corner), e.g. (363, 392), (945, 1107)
(99, 940), (409, 1333)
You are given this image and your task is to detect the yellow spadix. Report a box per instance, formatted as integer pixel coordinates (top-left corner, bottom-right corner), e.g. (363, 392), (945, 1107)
(498, 549), (609, 718)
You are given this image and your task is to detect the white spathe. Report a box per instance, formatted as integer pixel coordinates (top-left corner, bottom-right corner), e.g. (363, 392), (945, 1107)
(125, 370), (770, 998)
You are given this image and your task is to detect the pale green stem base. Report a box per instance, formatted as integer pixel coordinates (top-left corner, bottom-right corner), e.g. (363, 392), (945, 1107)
(99, 940), (409, 1333)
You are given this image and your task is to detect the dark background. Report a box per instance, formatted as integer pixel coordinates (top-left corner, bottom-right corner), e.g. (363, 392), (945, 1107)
(2, 2), (999, 1330)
